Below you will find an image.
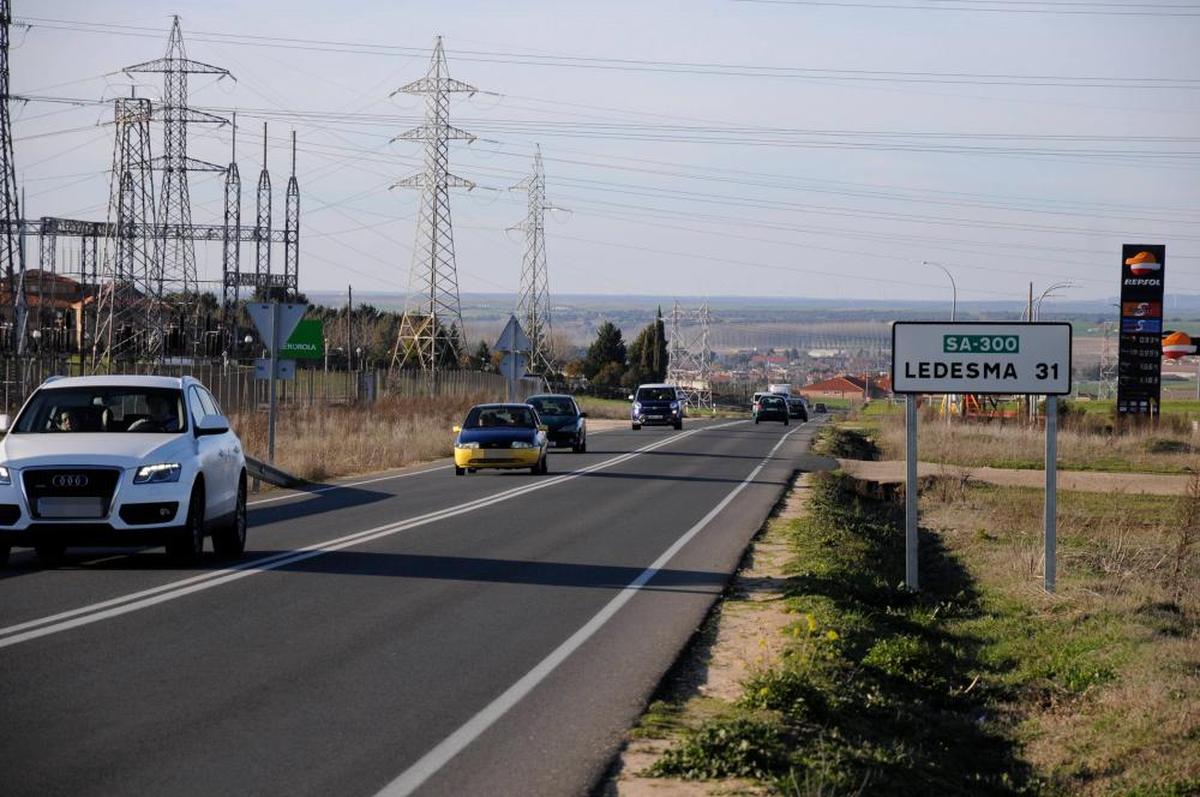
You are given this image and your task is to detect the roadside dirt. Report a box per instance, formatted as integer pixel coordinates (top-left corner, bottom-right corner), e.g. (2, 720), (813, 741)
(838, 458), (1192, 495)
(601, 477), (811, 796)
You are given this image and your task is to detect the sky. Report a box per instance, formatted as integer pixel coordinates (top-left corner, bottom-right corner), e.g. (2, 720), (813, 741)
(10, 0), (1200, 311)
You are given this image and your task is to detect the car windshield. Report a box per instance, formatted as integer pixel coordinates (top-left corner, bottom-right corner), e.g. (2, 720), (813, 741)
(527, 397), (576, 417)
(463, 406), (538, 429)
(13, 387), (187, 434)
(637, 387), (675, 402)
(761, 396), (785, 408)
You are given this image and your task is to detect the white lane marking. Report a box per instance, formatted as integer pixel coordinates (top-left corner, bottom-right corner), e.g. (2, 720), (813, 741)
(376, 424), (802, 797)
(0, 422), (747, 648)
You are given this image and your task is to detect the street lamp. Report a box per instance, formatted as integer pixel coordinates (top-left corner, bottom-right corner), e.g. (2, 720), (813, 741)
(923, 260), (957, 321)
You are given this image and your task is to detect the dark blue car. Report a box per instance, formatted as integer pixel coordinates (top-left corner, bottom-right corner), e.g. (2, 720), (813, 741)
(525, 394), (588, 453)
(629, 384), (684, 431)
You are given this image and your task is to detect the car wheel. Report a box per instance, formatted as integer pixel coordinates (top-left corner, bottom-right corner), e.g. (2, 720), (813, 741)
(674, 421), (683, 430)
(455, 466), (465, 476)
(167, 483), (205, 563)
(541, 455), (550, 475)
(754, 418), (760, 424)
(0, 544), (9, 567)
(632, 423), (641, 430)
(34, 541), (66, 567)
(784, 418), (790, 425)
(212, 476), (247, 557)
(579, 439), (587, 454)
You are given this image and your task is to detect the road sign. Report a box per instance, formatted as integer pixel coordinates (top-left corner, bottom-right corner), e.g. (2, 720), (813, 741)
(280, 319), (323, 360)
(499, 352), (527, 377)
(495, 315), (531, 353)
(892, 322), (1072, 396)
(247, 303), (306, 353)
(254, 358), (296, 381)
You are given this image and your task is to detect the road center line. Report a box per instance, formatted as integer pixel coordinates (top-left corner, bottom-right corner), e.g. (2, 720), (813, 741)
(376, 423), (802, 797)
(0, 422), (744, 649)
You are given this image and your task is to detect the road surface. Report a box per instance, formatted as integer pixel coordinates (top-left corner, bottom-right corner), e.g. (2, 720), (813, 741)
(0, 418), (831, 796)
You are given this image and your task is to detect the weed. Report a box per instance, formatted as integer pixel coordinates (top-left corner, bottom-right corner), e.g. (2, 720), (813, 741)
(647, 716), (788, 780)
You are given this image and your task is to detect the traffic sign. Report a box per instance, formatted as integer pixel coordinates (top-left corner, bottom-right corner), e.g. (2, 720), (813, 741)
(495, 315), (531, 353)
(892, 322), (1072, 396)
(255, 358), (296, 381)
(247, 303), (306, 354)
(280, 319), (323, 360)
(499, 352), (527, 377)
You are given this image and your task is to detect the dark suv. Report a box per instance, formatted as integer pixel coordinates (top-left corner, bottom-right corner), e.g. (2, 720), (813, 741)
(525, 394), (588, 453)
(630, 384), (683, 430)
(753, 394), (789, 425)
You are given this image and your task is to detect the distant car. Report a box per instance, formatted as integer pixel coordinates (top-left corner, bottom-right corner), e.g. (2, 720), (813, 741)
(753, 394), (789, 425)
(786, 396), (808, 422)
(630, 384), (684, 430)
(525, 394), (587, 453)
(814, 402), (827, 414)
(0, 375), (248, 567)
(453, 403), (549, 475)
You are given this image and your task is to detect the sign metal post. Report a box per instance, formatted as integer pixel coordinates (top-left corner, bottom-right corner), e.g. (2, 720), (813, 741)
(905, 394), (919, 591)
(247, 302), (307, 468)
(892, 321), (1071, 593)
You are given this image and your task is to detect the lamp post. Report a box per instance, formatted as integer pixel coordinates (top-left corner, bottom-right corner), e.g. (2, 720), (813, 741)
(923, 260), (957, 321)
(924, 260), (958, 421)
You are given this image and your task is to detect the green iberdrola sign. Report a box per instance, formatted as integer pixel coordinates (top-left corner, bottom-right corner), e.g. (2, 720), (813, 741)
(280, 319), (323, 360)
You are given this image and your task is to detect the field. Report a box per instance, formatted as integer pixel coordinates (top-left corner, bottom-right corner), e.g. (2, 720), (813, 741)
(229, 394), (485, 482)
(849, 401), (1200, 474)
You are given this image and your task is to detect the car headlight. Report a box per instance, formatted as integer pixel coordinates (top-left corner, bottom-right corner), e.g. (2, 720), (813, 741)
(511, 440), (535, 449)
(0, 466), (10, 486)
(457, 441), (480, 450)
(133, 463), (181, 484)
(669, 401), (679, 409)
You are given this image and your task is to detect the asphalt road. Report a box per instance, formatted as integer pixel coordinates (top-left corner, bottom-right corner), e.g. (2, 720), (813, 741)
(0, 417), (832, 797)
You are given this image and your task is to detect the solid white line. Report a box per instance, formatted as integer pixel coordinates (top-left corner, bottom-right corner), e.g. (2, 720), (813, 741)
(375, 423), (800, 797)
(0, 423), (747, 648)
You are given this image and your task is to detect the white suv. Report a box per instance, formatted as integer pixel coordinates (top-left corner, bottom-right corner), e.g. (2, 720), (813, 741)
(0, 375), (247, 566)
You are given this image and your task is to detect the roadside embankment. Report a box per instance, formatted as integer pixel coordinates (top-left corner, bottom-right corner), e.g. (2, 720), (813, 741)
(605, 467), (1199, 795)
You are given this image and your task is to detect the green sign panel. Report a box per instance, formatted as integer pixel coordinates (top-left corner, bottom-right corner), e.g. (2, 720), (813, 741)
(942, 334), (1019, 354)
(280, 319), (323, 360)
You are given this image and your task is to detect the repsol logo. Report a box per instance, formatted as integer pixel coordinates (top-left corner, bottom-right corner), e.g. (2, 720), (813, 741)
(1123, 278), (1161, 287)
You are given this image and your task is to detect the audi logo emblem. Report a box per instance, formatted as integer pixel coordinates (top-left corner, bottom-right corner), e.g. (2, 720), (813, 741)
(51, 474), (89, 488)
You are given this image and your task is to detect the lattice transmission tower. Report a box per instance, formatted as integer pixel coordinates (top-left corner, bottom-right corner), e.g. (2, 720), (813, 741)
(1098, 319), (1117, 400)
(0, 0), (25, 352)
(667, 301), (714, 412)
(389, 37), (478, 376)
(220, 113), (241, 341)
(124, 16), (231, 350)
(93, 96), (161, 366)
(512, 145), (559, 375)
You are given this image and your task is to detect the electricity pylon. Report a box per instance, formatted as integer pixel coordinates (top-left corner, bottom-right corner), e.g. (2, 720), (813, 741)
(667, 301), (714, 411)
(254, 122), (271, 297)
(221, 113), (241, 344)
(284, 130), (299, 300)
(512, 145), (559, 376)
(0, 0), (25, 351)
(389, 37), (477, 377)
(93, 96), (161, 367)
(124, 16), (231, 350)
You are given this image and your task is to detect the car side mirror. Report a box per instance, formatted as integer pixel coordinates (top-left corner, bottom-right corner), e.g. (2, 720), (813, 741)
(0, 413), (9, 433)
(452, 425), (462, 433)
(195, 414), (229, 436)
(538, 424), (548, 432)
(579, 411), (588, 418)
(627, 394), (635, 401)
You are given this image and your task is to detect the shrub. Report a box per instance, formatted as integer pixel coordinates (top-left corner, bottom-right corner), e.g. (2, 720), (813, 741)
(648, 717), (789, 780)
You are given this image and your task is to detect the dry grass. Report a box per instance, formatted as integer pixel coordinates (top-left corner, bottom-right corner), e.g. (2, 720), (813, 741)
(922, 478), (1200, 794)
(875, 413), (1198, 474)
(229, 394), (487, 482)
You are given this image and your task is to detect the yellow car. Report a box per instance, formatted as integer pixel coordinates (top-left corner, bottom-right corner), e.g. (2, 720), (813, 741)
(453, 403), (550, 476)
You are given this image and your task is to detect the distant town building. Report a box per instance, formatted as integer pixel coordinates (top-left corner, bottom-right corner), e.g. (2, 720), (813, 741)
(798, 373), (891, 403)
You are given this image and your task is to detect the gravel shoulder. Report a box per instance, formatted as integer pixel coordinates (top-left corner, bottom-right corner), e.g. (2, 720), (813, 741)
(838, 458), (1193, 495)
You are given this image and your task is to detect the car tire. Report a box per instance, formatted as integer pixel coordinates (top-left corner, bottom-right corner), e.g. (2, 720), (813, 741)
(632, 423), (641, 430)
(541, 455), (550, 475)
(0, 544), (9, 567)
(455, 466), (465, 476)
(754, 418), (760, 425)
(784, 418), (790, 425)
(34, 541), (66, 567)
(167, 483), (205, 563)
(212, 475), (247, 557)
